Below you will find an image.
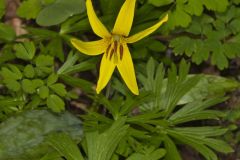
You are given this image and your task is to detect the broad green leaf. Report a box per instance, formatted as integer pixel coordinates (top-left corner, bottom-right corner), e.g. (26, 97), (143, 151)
(47, 94), (65, 112)
(47, 133), (84, 160)
(47, 73), (59, 86)
(24, 65), (35, 78)
(14, 41), (36, 60)
(32, 79), (45, 88)
(22, 79), (36, 94)
(1, 65), (22, 80)
(202, 0), (228, 12)
(35, 55), (54, 67)
(36, 0), (85, 26)
(17, 0), (42, 19)
(184, 0), (203, 16)
(49, 83), (67, 97)
(38, 86), (49, 99)
(0, 110), (82, 160)
(5, 79), (21, 92)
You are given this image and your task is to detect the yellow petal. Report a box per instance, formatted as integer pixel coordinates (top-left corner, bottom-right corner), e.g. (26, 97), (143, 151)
(96, 54), (116, 94)
(126, 14), (168, 43)
(71, 38), (108, 55)
(112, 0), (136, 36)
(86, 0), (111, 38)
(117, 44), (139, 95)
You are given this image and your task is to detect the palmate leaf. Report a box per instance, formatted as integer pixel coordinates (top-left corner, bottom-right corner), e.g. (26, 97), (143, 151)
(139, 58), (239, 113)
(132, 59), (234, 160)
(167, 129), (233, 160)
(86, 117), (128, 160)
(47, 133), (84, 160)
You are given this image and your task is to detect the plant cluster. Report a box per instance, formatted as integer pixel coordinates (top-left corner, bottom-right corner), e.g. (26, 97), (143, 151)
(0, 0), (240, 160)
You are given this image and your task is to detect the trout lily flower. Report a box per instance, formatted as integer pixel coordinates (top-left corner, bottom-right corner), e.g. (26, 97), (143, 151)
(71, 0), (168, 95)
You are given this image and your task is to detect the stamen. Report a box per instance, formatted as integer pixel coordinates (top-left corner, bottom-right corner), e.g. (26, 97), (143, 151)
(114, 41), (118, 52)
(109, 49), (114, 60)
(119, 44), (124, 60)
(106, 44), (111, 58)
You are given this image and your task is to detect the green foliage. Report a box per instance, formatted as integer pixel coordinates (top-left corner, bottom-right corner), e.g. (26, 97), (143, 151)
(17, 0), (42, 19)
(0, 0), (239, 159)
(81, 59), (235, 160)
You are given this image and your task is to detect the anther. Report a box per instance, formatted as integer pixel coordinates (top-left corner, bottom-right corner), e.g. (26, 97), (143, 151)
(106, 44), (111, 58)
(119, 44), (124, 60)
(109, 49), (114, 60)
(114, 41), (118, 52)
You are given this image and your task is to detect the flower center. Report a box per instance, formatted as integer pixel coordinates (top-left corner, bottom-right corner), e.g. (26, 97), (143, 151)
(105, 34), (124, 64)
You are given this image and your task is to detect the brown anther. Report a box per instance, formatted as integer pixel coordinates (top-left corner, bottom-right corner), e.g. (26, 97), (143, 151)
(114, 41), (118, 52)
(119, 44), (124, 60)
(109, 49), (114, 60)
(106, 44), (111, 58)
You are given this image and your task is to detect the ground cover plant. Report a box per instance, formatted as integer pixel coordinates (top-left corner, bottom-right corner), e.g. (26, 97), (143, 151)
(0, 0), (240, 159)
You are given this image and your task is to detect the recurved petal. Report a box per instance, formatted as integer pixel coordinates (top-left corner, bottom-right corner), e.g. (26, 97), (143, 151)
(117, 44), (139, 95)
(86, 0), (111, 38)
(112, 0), (136, 36)
(71, 38), (107, 55)
(96, 54), (116, 94)
(126, 14), (168, 43)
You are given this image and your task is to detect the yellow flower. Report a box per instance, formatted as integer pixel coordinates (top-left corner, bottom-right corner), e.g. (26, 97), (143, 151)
(71, 0), (168, 95)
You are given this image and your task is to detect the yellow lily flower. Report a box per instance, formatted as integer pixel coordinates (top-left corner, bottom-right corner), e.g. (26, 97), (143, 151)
(71, 0), (168, 95)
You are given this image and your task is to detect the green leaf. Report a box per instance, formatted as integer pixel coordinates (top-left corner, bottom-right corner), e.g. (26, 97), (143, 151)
(47, 94), (65, 112)
(38, 86), (49, 99)
(47, 133), (84, 160)
(32, 79), (45, 88)
(0, 110), (82, 160)
(172, 6), (192, 28)
(24, 64), (35, 78)
(47, 73), (59, 86)
(1, 65), (22, 80)
(0, 23), (15, 42)
(5, 79), (21, 92)
(49, 83), (67, 97)
(167, 130), (218, 160)
(35, 55), (54, 67)
(22, 79), (36, 94)
(184, 0), (203, 16)
(60, 74), (93, 93)
(14, 41), (36, 60)
(17, 0), (42, 19)
(202, 0), (229, 12)
(86, 117), (128, 160)
(163, 135), (182, 160)
(36, 0), (85, 26)
(148, 0), (173, 7)
(127, 148), (166, 160)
